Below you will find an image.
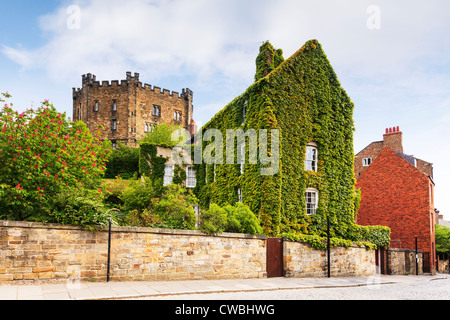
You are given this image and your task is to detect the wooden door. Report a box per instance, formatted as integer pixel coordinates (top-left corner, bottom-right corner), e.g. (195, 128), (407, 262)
(266, 238), (283, 277)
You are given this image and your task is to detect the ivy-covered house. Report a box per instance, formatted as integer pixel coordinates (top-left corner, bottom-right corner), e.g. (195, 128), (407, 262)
(192, 40), (386, 244)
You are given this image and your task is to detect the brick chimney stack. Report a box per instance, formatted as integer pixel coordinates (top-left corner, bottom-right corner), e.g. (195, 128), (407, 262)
(383, 126), (403, 153)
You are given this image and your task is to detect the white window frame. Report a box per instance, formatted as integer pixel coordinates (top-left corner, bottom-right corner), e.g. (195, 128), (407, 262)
(186, 167), (196, 188)
(237, 188), (243, 203)
(362, 158), (372, 167)
(174, 110), (182, 121)
(240, 143), (245, 175)
(305, 146), (318, 172)
(163, 165), (174, 186)
(305, 188), (319, 215)
(242, 100), (247, 124)
(153, 105), (161, 117)
(193, 205), (200, 228)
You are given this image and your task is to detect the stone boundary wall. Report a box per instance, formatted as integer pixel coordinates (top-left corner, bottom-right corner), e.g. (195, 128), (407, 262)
(0, 220), (266, 283)
(387, 248), (423, 275)
(437, 256), (449, 274)
(0, 220), (379, 284)
(283, 240), (376, 277)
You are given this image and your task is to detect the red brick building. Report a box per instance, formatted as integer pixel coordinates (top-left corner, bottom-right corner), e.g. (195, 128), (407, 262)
(355, 127), (436, 273)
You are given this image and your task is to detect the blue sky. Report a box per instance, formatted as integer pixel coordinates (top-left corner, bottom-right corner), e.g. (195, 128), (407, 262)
(1, 0), (450, 220)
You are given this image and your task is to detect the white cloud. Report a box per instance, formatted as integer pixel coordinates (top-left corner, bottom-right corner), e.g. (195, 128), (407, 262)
(1, 0), (267, 88)
(1, 46), (34, 69)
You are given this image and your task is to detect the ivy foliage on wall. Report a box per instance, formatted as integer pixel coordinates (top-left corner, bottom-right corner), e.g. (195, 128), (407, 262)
(104, 142), (139, 179)
(139, 143), (167, 182)
(194, 39), (390, 249)
(255, 41), (285, 82)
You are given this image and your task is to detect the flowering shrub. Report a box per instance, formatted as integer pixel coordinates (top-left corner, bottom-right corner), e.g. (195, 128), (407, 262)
(0, 92), (111, 225)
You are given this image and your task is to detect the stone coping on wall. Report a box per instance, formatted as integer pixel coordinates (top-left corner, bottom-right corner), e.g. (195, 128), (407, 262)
(282, 236), (372, 250)
(0, 220), (267, 240)
(387, 247), (423, 253)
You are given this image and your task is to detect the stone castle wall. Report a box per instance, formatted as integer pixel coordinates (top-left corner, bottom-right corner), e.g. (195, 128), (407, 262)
(72, 72), (193, 147)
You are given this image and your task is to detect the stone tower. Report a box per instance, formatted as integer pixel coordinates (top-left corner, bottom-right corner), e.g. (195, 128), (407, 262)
(72, 72), (194, 147)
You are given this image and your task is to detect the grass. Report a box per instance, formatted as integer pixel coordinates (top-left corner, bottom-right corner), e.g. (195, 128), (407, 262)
(102, 179), (133, 194)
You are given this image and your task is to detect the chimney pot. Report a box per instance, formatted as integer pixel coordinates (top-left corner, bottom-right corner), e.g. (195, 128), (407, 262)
(397, 126), (400, 132)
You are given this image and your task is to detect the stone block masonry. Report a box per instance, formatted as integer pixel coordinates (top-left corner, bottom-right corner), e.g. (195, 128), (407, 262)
(72, 72), (194, 147)
(0, 221), (266, 283)
(0, 220), (380, 284)
(283, 240), (376, 278)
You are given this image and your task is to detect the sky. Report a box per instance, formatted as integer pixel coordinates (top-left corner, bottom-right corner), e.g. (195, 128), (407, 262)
(1, 0), (450, 220)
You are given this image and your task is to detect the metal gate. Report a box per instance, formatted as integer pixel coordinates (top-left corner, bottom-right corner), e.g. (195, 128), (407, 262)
(266, 238), (283, 277)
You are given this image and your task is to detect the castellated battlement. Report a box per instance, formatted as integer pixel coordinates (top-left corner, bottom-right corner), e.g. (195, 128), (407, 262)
(72, 72), (194, 148)
(73, 72), (193, 101)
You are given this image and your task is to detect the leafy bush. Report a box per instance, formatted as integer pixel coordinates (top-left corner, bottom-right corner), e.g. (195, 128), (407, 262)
(104, 142), (139, 179)
(119, 179), (198, 230)
(200, 202), (263, 235)
(152, 184), (198, 230)
(45, 188), (118, 230)
(123, 209), (161, 228)
(199, 203), (228, 234)
(281, 222), (389, 251)
(120, 176), (157, 213)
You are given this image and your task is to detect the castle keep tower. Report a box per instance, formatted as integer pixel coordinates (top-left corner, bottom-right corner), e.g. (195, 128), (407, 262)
(72, 72), (194, 147)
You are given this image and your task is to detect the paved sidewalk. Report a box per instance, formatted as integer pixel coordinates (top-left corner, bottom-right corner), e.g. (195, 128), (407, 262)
(0, 274), (448, 300)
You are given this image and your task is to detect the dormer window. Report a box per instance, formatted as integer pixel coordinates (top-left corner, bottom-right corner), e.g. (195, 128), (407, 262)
(305, 144), (318, 172)
(362, 158), (372, 167)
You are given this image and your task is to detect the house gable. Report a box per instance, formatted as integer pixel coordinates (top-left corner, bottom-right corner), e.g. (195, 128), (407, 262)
(196, 39), (359, 239)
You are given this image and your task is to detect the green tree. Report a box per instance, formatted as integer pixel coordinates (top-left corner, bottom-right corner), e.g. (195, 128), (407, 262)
(139, 123), (183, 147)
(436, 224), (450, 254)
(104, 142), (139, 179)
(0, 92), (111, 223)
